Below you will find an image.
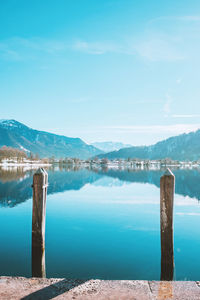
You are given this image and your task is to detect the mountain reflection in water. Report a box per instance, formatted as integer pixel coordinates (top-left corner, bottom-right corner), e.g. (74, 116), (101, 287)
(1, 165), (200, 280)
(0, 166), (200, 207)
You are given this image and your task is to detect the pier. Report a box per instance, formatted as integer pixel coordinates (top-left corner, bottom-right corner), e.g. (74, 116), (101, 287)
(0, 277), (200, 299)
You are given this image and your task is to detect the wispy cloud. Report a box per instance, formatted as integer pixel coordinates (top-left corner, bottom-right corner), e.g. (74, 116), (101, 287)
(0, 42), (21, 61)
(0, 37), (93, 63)
(72, 36), (184, 62)
(68, 124), (200, 136)
(177, 16), (200, 22)
(150, 15), (200, 23)
(72, 14), (200, 61)
(104, 124), (200, 134)
(172, 114), (200, 118)
(142, 15), (200, 61)
(134, 38), (184, 62)
(0, 14), (200, 62)
(0, 37), (68, 61)
(0, 37), (128, 61)
(72, 40), (123, 55)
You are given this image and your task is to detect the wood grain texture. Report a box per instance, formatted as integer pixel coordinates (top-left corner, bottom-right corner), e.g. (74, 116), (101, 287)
(32, 168), (48, 278)
(160, 168), (175, 281)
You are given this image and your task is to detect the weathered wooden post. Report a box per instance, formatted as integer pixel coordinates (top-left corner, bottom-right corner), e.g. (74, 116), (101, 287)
(32, 168), (48, 278)
(160, 168), (175, 281)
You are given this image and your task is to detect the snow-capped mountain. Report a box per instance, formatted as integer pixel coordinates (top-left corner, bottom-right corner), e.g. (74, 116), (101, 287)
(0, 119), (103, 159)
(97, 129), (200, 161)
(91, 141), (132, 152)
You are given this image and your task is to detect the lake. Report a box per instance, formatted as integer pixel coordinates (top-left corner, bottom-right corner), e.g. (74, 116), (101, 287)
(0, 165), (200, 280)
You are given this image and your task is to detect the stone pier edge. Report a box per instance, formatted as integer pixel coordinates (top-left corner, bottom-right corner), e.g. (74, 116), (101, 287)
(1, 276), (200, 299)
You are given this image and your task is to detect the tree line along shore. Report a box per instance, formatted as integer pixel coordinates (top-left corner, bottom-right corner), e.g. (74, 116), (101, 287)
(0, 146), (200, 169)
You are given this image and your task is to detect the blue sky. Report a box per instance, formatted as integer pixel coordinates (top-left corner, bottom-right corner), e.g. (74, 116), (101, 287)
(1, 0), (200, 145)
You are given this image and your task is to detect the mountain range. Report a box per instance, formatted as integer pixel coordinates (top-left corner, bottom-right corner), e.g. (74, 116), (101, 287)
(97, 129), (200, 161)
(91, 141), (132, 152)
(1, 119), (200, 161)
(0, 119), (103, 159)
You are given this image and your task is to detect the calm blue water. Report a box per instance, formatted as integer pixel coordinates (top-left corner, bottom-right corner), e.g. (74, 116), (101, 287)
(0, 166), (200, 280)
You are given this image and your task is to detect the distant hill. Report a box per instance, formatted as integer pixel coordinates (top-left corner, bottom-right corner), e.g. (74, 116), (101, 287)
(91, 141), (132, 152)
(97, 130), (200, 161)
(0, 119), (103, 159)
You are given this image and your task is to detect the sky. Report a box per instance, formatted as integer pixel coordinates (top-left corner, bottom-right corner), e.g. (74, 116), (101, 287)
(1, 0), (200, 145)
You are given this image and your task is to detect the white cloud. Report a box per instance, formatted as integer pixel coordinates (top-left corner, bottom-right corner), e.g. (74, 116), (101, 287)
(172, 114), (200, 118)
(134, 38), (184, 62)
(179, 16), (200, 21)
(0, 42), (21, 61)
(1, 13), (200, 63)
(0, 37), (68, 61)
(172, 16), (200, 22)
(104, 124), (200, 135)
(72, 40), (123, 55)
(143, 15), (200, 62)
(68, 124), (200, 136)
(72, 37), (184, 61)
(0, 37), (127, 61)
(149, 15), (200, 25)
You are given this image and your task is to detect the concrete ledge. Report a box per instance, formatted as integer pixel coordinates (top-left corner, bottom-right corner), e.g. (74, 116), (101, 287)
(0, 276), (200, 299)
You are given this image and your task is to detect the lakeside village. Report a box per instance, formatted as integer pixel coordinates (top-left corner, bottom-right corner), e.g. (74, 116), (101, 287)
(0, 146), (200, 170)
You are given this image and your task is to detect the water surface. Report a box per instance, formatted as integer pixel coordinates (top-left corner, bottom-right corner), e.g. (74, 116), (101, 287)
(0, 166), (200, 280)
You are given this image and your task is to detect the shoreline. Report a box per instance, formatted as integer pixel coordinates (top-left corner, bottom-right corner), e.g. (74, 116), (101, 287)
(0, 162), (51, 167)
(0, 161), (199, 170)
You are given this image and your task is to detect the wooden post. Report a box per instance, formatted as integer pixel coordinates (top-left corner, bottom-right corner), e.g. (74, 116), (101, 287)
(32, 243), (46, 278)
(32, 168), (48, 277)
(160, 168), (175, 281)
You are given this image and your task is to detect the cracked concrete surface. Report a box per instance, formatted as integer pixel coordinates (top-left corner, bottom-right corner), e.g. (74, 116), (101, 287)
(0, 277), (200, 299)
